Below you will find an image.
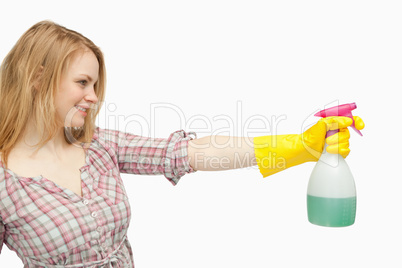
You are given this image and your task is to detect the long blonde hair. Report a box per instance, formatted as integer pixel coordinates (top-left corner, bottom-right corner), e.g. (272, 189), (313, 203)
(0, 20), (106, 167)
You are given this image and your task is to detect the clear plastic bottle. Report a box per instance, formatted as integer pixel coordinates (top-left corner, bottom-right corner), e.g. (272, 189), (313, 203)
(307, 102), (362, 227)
(307, 143), (357, 227)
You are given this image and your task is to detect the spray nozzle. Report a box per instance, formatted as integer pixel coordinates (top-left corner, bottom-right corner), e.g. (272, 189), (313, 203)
(314, 102), (363, 137)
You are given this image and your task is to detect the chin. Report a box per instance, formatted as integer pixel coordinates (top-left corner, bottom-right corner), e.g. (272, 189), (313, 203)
(70, 115), (86, 127)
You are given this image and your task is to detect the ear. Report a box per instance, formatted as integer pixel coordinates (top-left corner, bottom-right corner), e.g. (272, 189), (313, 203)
(33, 66), (44, 91)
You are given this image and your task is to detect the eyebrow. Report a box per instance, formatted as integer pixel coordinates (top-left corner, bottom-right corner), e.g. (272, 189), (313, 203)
(80, 74), (98, 82)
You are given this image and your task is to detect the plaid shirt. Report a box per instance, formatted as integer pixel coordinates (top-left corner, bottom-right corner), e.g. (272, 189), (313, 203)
(0, 127), (196, 267)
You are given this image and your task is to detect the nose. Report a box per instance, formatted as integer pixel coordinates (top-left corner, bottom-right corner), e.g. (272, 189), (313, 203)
(85, 86), (98, 105)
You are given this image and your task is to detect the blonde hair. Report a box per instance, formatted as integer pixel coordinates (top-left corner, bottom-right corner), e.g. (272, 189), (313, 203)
(0, 20), (106, 167)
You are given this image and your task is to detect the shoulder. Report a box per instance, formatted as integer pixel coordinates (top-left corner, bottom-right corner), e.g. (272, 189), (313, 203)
(92, 126), (121, 149)
(92, 126), (141, 149)
(90, 126), (130, 156)
(93, 126), (124, 142)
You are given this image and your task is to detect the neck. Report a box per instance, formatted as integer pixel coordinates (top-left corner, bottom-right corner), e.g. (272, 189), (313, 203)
(14, 121), (71, 160)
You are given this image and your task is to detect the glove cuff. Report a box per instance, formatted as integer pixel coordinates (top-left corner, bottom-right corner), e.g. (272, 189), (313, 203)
(253, 134), (322, 178)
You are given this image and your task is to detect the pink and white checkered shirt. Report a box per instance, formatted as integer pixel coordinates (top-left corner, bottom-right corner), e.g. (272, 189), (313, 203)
(0, 127), (196, 267)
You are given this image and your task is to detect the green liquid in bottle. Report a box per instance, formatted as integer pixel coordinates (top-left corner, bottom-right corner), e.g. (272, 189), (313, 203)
(307, 195), (356, 227)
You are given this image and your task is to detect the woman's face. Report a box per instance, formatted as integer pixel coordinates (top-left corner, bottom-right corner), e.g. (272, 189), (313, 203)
(55, 50), (99, 128)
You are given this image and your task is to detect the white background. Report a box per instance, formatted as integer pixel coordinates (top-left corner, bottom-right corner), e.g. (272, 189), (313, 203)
(0, 0), (401, 267)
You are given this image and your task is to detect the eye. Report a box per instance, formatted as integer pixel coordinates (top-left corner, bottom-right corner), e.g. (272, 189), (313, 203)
(78, 80), (88, 86)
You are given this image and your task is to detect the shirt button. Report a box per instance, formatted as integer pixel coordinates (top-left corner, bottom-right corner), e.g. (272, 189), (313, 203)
(101, 243), (107, 248)
(96, 227), (102, 232)
(91, 212), (98, 218)
(82, 199), (89, 205)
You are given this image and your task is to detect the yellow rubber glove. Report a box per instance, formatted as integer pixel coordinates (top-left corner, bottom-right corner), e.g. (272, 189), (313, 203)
(253, 116), (365, 178)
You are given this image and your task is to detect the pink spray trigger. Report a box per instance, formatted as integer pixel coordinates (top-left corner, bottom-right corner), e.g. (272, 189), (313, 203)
(314, 102), (363, 137)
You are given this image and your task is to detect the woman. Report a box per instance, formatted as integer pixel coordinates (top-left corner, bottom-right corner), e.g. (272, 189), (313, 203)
(0, 21), (363, 267)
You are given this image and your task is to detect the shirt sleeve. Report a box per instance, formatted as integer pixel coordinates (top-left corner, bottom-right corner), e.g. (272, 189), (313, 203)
(92, 127), (197, 185)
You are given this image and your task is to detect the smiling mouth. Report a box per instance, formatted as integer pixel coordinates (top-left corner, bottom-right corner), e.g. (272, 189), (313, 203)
(75, 105), (87, 112)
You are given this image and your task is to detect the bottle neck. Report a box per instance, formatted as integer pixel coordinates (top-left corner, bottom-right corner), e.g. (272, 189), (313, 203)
(326, 130), (339, 138)
(319, 143), (342, 166)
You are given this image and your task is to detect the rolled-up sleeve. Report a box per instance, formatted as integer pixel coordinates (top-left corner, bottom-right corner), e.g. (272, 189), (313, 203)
(93, 127), (197, 185)
(162, 130), (197, 185)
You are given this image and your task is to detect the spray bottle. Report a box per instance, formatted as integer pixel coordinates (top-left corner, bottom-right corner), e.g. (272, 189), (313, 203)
(307, 102), (363, 227)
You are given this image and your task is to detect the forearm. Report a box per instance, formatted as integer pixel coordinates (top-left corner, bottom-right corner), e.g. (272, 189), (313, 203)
(188, 136), (257, 171)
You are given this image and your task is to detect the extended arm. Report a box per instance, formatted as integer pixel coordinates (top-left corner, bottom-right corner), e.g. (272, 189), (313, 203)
(187, 116), (364, 176)
(188, 136), (257, 171)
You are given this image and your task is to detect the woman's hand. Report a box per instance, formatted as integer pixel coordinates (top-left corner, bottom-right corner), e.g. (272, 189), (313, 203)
(303, 116), (365, 159)
(254, 116), (365, 177)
